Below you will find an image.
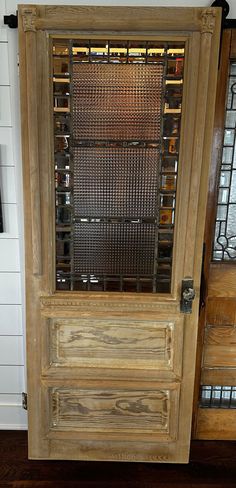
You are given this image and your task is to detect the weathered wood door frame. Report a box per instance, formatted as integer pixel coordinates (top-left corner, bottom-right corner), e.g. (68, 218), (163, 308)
(19, 5), (221, 462)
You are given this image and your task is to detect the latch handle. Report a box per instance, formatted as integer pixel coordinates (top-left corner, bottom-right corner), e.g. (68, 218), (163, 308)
(180, 277), (195, 313)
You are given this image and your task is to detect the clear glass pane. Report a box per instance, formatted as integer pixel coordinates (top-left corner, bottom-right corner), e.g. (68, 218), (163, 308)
(220, 171), (231, 187)
(218, 188), (229, 204)
(225, 110), (236, 128)
(224, 129), (235, 146)
(230, 63), (236, 75)
(229, 170), (236, 202)
(216, 205), (227, 221)
(53, 38), (185, 291)
(222, 146), (233, 165)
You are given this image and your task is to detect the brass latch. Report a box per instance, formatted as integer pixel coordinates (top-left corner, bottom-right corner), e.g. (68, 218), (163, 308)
(180, 277), (195, 314)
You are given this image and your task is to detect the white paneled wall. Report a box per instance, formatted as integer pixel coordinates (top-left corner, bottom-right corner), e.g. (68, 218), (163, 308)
(0, 0), (26, 429)
(0, 0), (235, 430)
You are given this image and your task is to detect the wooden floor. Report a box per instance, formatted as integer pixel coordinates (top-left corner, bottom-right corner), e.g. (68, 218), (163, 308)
(0, 432), (236, 487)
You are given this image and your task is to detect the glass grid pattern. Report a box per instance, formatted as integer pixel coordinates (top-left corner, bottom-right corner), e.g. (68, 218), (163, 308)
(213, 62), (236, 261)
(200, 385), (236, 409)
(53, 39), (185, 292)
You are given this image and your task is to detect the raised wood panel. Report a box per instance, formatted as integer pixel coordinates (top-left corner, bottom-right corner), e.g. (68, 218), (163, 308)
(208, 264), (236, 297)
(49, 317), (183, 375)
(202, 368), (236, 386)
(50, 384), (179, 441)
(196, 409), (236, 440)
(206, 298), (236, 326)
(203, 325), (236, 368)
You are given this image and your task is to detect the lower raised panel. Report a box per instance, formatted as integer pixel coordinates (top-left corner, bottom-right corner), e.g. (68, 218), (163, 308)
(49, 384), (179, 442)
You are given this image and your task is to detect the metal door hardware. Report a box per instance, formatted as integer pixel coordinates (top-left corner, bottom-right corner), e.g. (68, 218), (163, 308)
(180, 277), (195, 314)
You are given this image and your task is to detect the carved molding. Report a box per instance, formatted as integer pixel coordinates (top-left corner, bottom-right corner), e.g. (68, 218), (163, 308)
(201, 8), (216, 34)
(22, 7), (37, 32)
(40, 297), (177, 313)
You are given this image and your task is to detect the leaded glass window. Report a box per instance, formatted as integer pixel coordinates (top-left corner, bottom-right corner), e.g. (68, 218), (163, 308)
(213, 62), (236, 261)
(53, 39), (185, 292)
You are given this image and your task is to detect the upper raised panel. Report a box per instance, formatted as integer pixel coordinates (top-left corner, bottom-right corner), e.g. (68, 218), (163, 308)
(46, 317), (183, 377)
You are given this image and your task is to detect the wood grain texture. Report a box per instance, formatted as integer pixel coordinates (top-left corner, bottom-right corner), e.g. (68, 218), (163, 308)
(49, 318), (182, 375)
(50, 385), (178, 441)
(207, 297), (236, 326)
(208, 264), (236, 297)
(25, 31), (42, 276)
(203, 325), (236, 368)
(195, 409), (236, 440)
(18, 4), (221, 462)
(230, 29), (236, 58)
(193, 31), (236, 441)
(31, 5), (209, 32)
(202, 368), (236, 386)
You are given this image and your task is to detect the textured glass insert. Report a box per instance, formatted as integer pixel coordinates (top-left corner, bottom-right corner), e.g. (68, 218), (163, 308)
(213, 61), (236, 261)
(53, 39), (185, 291)
(72, 64), (163, 141)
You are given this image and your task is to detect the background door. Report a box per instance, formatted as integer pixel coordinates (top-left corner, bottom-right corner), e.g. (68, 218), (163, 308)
(194, 29), (236, 440)
(19, 5), (220, 462)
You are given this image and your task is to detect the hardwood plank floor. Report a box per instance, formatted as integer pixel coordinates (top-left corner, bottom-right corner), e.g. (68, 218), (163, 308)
(0, 432), (236, 487)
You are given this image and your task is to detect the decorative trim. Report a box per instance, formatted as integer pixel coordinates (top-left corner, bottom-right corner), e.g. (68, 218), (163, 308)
(40, 297), (177, 312)
(22, 7), (37, 32)
(201, 8), (216, 34)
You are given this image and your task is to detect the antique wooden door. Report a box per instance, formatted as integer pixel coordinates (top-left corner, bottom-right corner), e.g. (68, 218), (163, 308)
(19, 5), (221, 462)
(193, 29), (236, 440)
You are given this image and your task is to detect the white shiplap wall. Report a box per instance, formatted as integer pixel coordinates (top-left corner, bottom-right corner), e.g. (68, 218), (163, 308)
(0, 0), (26, 429)
(1, 0), (236, 429)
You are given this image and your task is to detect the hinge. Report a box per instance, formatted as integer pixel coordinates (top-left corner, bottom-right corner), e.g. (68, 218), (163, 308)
(22, 392), (28, 411)
(17, 53), (20, 76)
(3, 13), (18, 29)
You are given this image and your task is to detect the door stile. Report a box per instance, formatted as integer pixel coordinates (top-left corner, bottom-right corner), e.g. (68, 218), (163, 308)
(18, 8), (50, 459)
(177, 14), (221, 460)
